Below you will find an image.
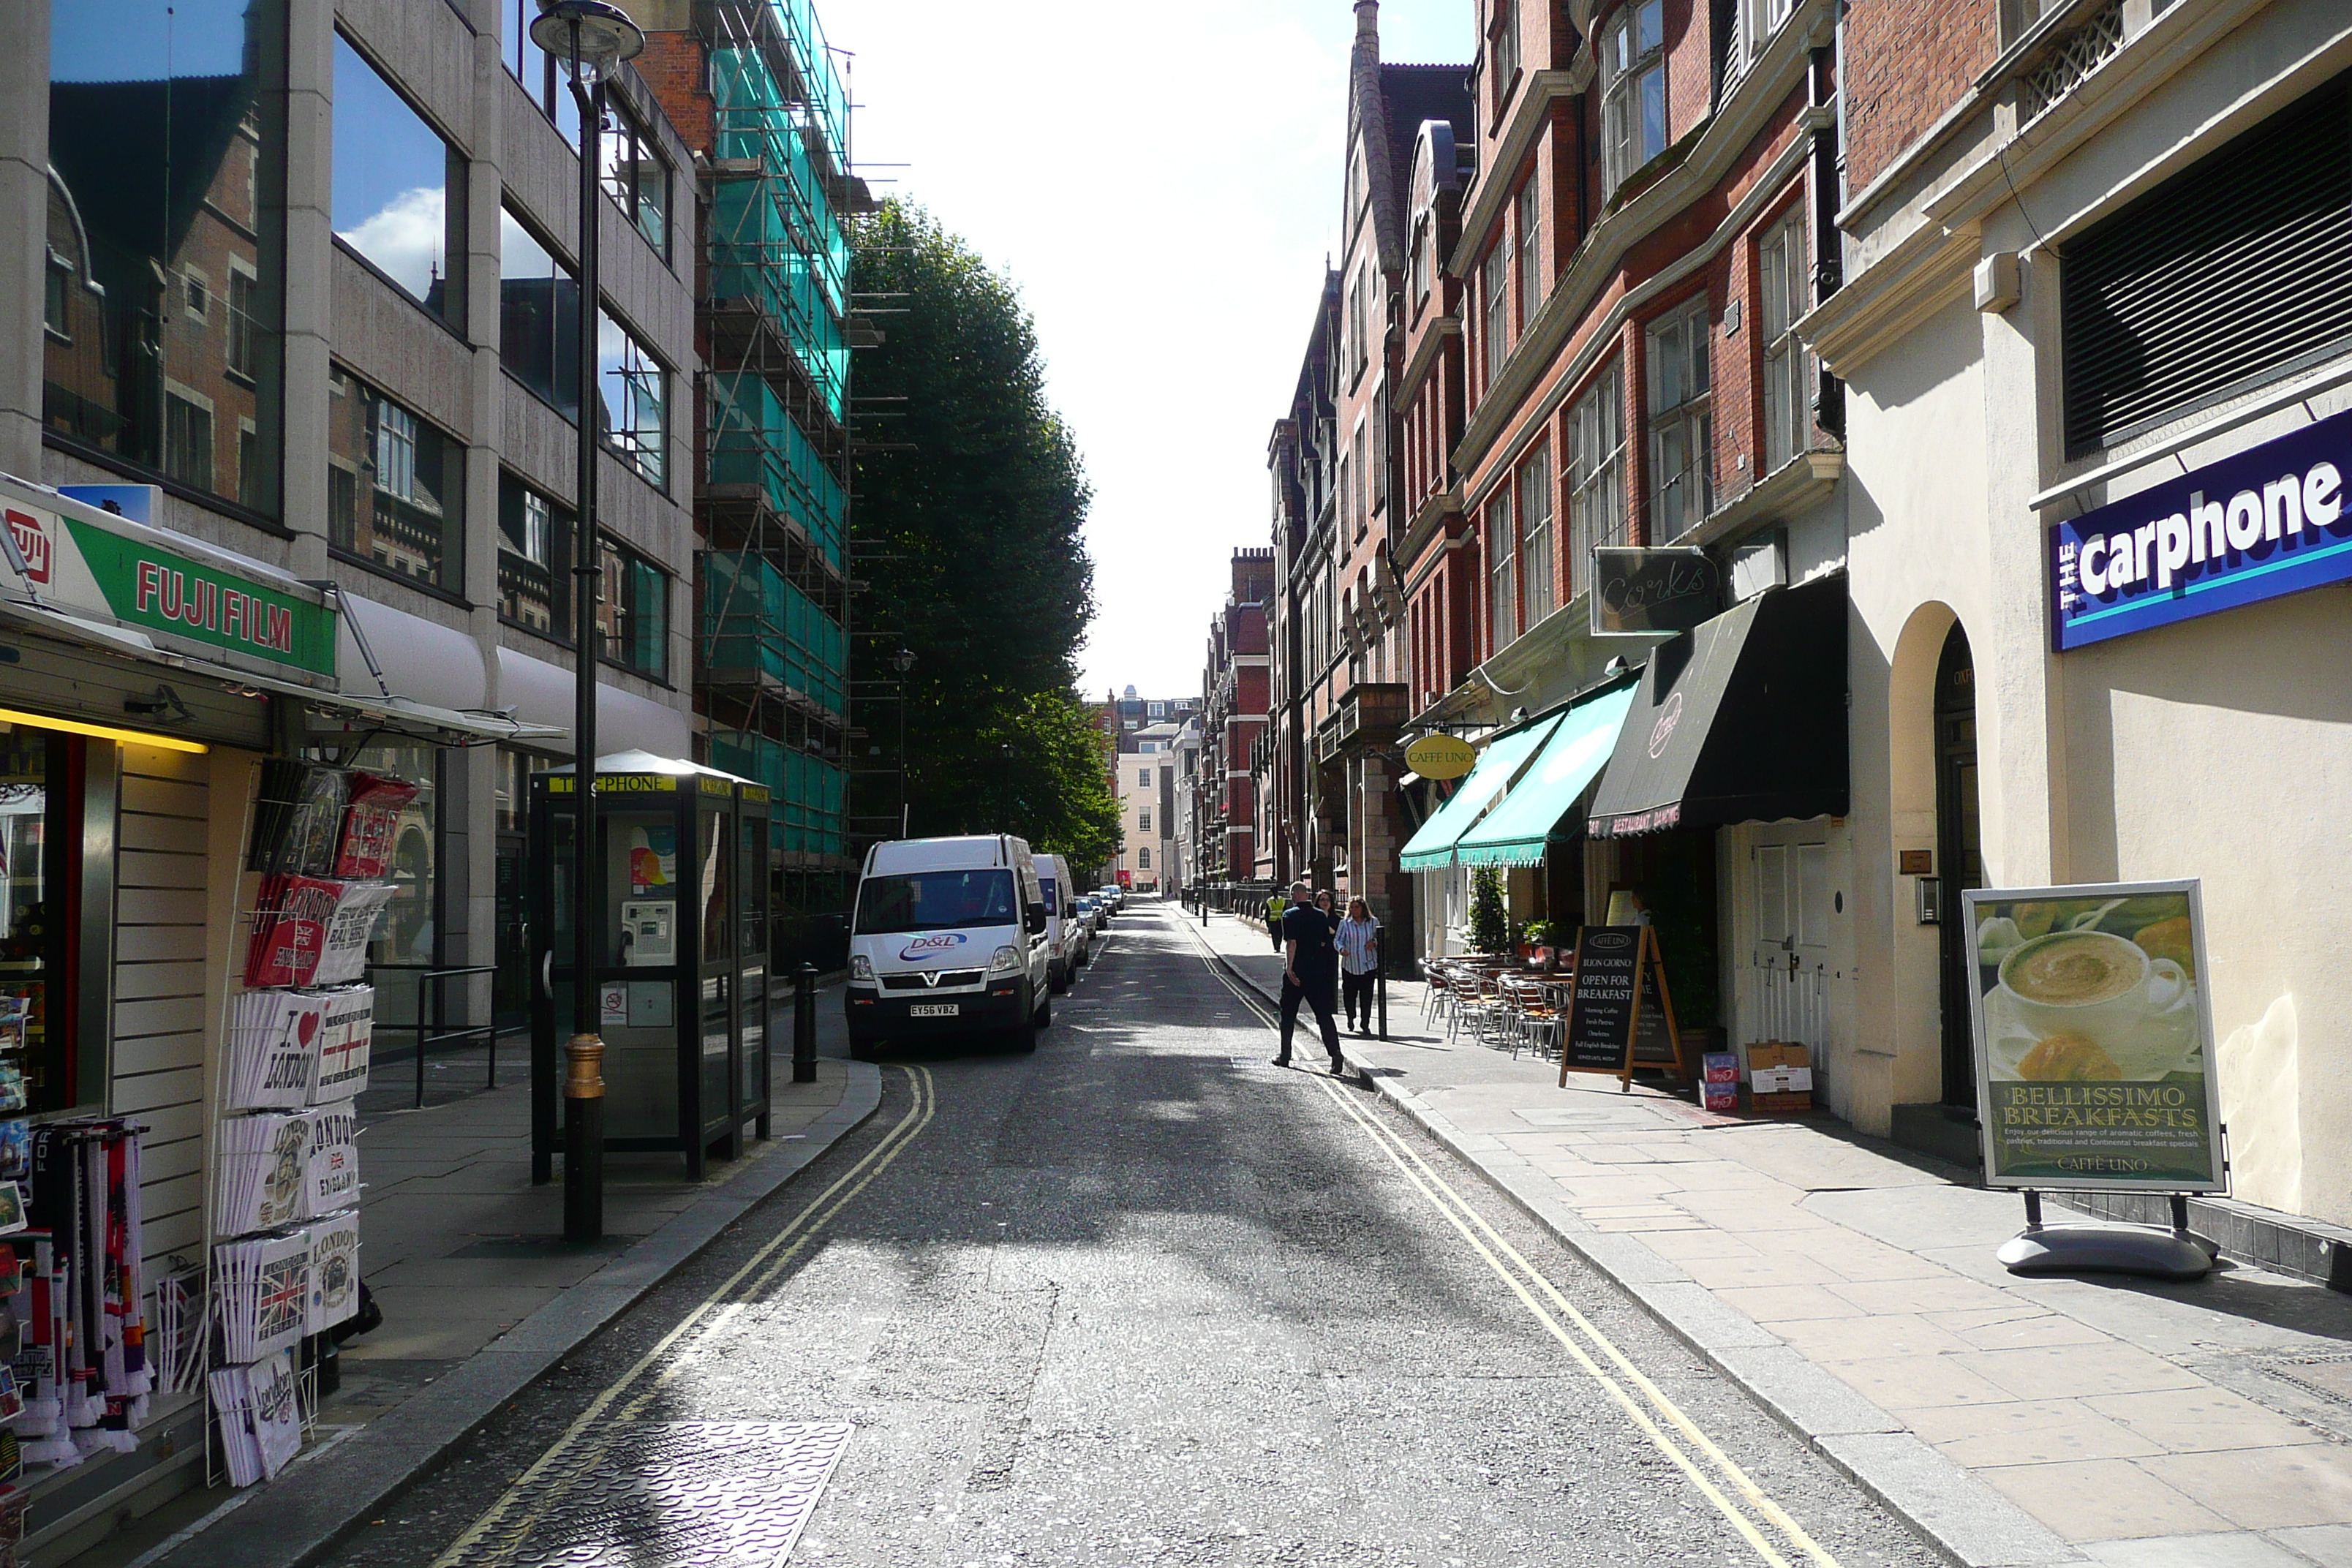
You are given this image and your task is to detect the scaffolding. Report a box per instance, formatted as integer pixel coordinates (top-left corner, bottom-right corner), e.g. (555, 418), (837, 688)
(670, 0), (864, 901)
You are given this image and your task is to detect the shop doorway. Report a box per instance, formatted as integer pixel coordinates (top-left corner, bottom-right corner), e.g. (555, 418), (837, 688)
(1747, 825), (1831, 1053)
(1934, 625), (1981, 1107)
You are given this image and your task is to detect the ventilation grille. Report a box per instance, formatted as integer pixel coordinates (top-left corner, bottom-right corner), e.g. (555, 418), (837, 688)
(2062, 74), (2352, 457)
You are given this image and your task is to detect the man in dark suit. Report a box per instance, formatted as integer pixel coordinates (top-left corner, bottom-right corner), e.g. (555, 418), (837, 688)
(1275, 881), (1343, 1073)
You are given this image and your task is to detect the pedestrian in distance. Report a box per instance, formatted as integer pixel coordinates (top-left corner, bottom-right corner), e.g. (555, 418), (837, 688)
(1264, 889), (1287, 953)
(1274, 881), (1344, 1073)
(1336, 897), (1381, 1035)
(1314, 889), (1338, 921)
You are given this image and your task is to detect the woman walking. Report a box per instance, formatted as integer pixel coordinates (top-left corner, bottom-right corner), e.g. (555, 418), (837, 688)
(1335, 897), (1382, 1036)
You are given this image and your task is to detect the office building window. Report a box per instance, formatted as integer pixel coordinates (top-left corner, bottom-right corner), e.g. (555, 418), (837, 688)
(595, 538), (668, 679)
(602, 99), (669, 257)
(1139, 812), (1151, 834)
(1138, 769), (1151, 788)
(598, 312), (668, 491)
(505, 0), (584, 146)
(497, 472), (573, 639)
(1480, 243), (1512, 390)
(1517, 180), (1544, 326)
(1569, 363), (1627, 584)
(328, 367), (459, 592)
(1488, 486), (1517, 652)
(1138, 848), (1151, 870)
(1602, 0), (1667, 197)
(1490, 1), (1520, 116)
(332, 32), (460, 324)
(45, 0), (285, 516)
(1648, 296), (1714, 537)
(1519, 442), (1555, 625)
(1760, 210), (1812, 471)
(1149, 701), (1166, 718)
(500, 207), (580, 418)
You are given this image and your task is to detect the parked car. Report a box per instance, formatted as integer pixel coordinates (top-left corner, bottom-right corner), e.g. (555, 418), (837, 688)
(1040, 852), (1081, 994)
(1069, 897), (1097, 965)
(845, 834), (1052, 1053)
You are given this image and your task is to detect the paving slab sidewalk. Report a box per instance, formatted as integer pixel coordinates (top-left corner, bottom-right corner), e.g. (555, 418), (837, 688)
(91, 984), (881, 1568)
(1182, 908), (2352, 1568)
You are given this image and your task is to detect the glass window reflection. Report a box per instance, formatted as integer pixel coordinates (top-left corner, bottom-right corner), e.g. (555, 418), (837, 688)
(505, 0), (584, 147)
(45, 0), (284, 516)
(598, 312), (667, 491)
(328, 367), (461, 593)
(333, 34), (460, 323)
(497, 471), (573, 640)
(598, 538), (668, 680)
(500, 206), (580, 416)
(603, 100), (669, 256)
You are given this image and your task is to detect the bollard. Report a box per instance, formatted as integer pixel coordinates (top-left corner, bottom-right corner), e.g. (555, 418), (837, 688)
(793, 963), (818, 1083)
(1376, 946), (1388, 1040)
(563, 1033), (604, 1242)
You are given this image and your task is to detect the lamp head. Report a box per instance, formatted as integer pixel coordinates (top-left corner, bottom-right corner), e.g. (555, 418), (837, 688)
(892, 647), (915, 674)
(531, 0), (645, 85)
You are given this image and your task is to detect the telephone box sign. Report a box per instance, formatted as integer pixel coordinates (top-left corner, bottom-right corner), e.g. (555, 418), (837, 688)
(2050, 408), (2352, 649)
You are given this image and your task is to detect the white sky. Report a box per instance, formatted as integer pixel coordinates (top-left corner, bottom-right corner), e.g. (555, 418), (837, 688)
(818, 0), (1474, 702)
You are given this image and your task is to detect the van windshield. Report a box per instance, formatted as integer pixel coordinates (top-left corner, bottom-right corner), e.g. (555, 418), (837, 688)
(1039, 877), (1058, 916)
(855, 870), (1017, 935)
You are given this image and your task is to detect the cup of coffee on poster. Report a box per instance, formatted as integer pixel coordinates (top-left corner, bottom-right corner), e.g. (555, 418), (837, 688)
(1962, 880), (2223, 1191)
(1995, 927), (2194, 1077)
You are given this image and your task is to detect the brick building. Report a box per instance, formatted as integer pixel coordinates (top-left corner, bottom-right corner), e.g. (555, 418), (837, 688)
(1194, 549), (1273, 883)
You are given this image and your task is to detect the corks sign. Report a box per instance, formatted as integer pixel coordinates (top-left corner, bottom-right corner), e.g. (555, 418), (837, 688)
(1961, 880), (2225, 1192)
(1589, 547), (1722, 637)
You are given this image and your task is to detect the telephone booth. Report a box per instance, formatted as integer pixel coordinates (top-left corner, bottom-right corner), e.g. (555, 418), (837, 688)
(528, 751), (773, 1181)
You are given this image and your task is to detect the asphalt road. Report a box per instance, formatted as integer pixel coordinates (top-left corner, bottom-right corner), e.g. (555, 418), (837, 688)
(317, 903), (1945, 1568)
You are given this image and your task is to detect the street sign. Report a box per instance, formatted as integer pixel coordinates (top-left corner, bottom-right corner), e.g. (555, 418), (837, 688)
(1589, 547), (1721, 637)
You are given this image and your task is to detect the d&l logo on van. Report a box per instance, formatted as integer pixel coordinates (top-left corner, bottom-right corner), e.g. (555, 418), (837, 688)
(899, 932), (967, 962)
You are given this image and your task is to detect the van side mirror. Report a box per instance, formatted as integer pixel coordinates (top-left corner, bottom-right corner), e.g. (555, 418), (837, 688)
(1025, 904), (1047, 935)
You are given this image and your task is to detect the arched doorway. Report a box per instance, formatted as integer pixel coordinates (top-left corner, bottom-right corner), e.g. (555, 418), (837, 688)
(1934, 625), (1980, 1108)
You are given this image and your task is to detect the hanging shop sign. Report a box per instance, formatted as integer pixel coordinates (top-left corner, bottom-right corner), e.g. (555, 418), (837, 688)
(1403, 733), (1477, 780)
(2049, 408), (2352, 649)
(0, 478), (336, 680)
(1557, 924), (1686, 1089)
(1961, 880), (2225, 1192)
(1589, 547), (1722, 638)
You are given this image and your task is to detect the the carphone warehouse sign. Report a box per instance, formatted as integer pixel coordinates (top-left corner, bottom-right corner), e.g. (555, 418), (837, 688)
(2049, 408), (2352, 649)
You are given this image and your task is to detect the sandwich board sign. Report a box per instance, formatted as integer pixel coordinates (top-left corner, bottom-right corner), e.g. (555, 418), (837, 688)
(1558, 924), (1687, 1090)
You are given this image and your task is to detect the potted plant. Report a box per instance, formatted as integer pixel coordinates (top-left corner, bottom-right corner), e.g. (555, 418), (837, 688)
(1468, 867), (1512, 956)
(1522, 919), (1558, 965)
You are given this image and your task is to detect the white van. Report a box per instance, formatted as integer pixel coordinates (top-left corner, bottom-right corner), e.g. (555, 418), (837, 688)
(1040, 852), (1081, 993)
(845, 835), (1052, 1052)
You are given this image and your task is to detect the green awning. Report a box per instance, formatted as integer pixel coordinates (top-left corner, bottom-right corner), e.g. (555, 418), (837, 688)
(1455, 682), (1638, 867)
(1396, 715), (1563, 872)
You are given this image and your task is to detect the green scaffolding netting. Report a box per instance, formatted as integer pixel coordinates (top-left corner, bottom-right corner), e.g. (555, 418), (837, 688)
(704, 549), (847, 718)
(711, 731), (848, 859)
(707, 375), (846, 570)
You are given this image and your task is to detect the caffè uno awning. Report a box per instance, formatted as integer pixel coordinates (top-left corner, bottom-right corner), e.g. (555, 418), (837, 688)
(1396, 714), (1562, 872)
(1453, 679), (1639, 867)
(0, 472), (554, 747)
(1586, 571), (1847, 837)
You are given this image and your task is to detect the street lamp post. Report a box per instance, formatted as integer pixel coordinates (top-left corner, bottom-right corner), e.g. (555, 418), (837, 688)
(893, 647), (914, 838)
(532, 0), (643, 1243)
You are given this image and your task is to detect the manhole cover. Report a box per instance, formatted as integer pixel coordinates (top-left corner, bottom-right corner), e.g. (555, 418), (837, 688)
(451, 1421), (852, 1567)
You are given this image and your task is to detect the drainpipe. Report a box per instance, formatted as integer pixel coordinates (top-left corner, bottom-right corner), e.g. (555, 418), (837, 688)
(1809, 26), (1845, 442)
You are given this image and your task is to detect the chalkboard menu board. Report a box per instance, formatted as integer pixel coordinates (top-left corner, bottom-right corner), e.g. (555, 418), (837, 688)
(1558, 924), (1686, 1086)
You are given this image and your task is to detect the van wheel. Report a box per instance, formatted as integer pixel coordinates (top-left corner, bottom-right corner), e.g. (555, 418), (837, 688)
(1051, 964), (1071, 995)
(1033, 988), (1051, 1029)
(1009, 1000), (1039, 1053)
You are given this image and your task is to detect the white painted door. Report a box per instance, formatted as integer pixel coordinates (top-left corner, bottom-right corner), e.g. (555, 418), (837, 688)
(1744, 829), (1831, 1051)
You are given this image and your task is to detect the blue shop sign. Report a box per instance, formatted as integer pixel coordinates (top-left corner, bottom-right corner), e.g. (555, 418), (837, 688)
(2049, 408), (2352, 649)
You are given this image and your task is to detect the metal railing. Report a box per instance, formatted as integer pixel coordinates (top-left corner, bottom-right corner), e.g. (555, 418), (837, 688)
(380, 965), (499, 1109)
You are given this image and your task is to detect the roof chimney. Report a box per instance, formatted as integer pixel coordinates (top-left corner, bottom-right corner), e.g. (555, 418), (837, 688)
(1355, 0), (1378, 44)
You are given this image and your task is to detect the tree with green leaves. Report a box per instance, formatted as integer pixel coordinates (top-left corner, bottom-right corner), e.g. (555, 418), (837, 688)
(1468, 867), (1512, 955)
(851, 202), (1113, 867)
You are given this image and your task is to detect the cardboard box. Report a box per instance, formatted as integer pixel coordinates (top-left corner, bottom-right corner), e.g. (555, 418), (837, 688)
(1744, 1042), (1812, 1112)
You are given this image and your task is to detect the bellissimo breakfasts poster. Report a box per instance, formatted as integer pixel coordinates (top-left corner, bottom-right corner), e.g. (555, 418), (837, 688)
(1962, 881), (2225, 1191)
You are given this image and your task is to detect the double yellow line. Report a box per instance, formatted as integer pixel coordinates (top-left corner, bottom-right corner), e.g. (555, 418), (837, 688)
(431, 1065), (938, 1568)
(1193, 943), (1838, 1568)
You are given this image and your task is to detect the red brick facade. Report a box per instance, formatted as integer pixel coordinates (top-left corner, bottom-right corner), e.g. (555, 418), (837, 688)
(1842, 0), (1998, 192)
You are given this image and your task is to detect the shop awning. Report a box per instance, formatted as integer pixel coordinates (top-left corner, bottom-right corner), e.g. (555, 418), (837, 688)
(1586, 571), (1847, 838)
(1453, 680), (1639, 867)
(1396, 714), (1562, 872)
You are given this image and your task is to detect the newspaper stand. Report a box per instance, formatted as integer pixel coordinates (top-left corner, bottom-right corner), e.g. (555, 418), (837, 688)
(529, 752), (772, 1182)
